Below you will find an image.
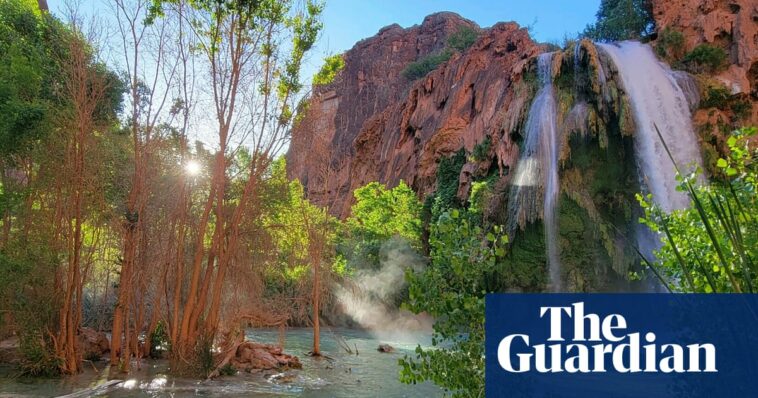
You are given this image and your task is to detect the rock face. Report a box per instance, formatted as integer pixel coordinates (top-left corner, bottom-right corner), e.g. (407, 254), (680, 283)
(652, 0), (758, 120)
(288, 12), (539, 217)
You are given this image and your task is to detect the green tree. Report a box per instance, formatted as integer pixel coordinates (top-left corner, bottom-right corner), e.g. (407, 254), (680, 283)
(400, 208), (507, 397)
(638, 127), (757, 293)
(583, 0), (654, 42)
(342, 181), (422, 269)
(312, 53), (345, 86)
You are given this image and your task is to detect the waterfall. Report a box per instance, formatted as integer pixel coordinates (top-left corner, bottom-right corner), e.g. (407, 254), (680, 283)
(507, 52), (562, 292)
(597, 41), (704, 213)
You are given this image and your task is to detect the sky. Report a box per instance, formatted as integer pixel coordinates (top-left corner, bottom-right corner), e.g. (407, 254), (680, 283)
(50, 0), (600, 149)
(301, 0), (600, 78)
(54, 0), (601, 82)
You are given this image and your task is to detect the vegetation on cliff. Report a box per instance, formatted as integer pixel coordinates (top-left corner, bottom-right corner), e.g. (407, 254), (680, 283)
(583, 0), (655, 42)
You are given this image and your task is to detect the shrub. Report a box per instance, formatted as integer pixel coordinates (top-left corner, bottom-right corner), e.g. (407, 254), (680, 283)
(655, 28), (685, 61)
(469, 136), (491, 162)
(401, 49), (453, 81)
(400, 209), (507, 397)
(638, 127), (757, 293)
(447, 26), (479, 52)
(683, 44), (728, 74)
(312, 53), (345, 86)
(700, 85), (731, 109)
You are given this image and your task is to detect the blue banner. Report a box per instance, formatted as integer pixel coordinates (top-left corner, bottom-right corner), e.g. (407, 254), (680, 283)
(485, 294), (758, 397)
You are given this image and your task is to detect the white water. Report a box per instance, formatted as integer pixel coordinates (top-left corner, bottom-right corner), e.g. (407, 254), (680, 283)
(597, 41), (704, 213)
(508, 53), (562, 292)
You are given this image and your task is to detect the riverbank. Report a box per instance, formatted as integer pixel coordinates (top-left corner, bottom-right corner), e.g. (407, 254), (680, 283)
(0, 328), (441, 397)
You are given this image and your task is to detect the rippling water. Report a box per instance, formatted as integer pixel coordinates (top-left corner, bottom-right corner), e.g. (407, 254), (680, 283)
(0, 328), (441, 397)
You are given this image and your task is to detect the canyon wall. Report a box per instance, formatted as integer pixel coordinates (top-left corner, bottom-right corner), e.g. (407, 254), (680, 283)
(287, 13), (539, 218)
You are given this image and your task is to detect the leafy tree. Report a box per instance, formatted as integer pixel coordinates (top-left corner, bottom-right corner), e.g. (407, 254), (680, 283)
(583, 0), (654, 42)
(312, 53), (345, 86)
(638, 127), (757, 293)
(400, 208), (507, 397)
(343, 181), (422, 268)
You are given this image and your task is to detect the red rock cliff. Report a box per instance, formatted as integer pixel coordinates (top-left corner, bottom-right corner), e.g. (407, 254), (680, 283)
(287, 13), (539, 217)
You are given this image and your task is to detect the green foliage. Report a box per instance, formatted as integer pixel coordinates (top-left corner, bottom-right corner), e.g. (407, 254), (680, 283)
(402, 49), (453, 81)
(583, 0), (655, 42)
(683, 44), (728, 74)
(400, 209), (507, 397)
(312, 53), (345, 86)
(469, 136), (491, 162)
(655, 28), (685, 62)
(149, 321), (170, 359)
(700, 85), (731, 109)
(700, 85), (752, 121)
(401, 25), (481, 81)
(342, 181), (422, 269)
(447, 26), (479, 52)
(0, 249), (60, 376)
(638, 127), (757, 293)
(0, 0), (55, 158)
(434, 149), (467, 211)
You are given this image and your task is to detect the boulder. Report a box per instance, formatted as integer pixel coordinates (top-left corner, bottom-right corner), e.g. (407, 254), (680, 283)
(77, 327), (110, 360)
(231, 341), (301, 373)
(377, 344), (395, 353)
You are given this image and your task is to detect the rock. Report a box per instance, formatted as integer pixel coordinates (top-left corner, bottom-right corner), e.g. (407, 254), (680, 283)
(288, 12), (538, 218)
(232, 341), (301, 372)
(0, 336), (20, 364)
(77, 327), (109, 360)
(377, 344), (394, 353)
(652, 0), (758, 116)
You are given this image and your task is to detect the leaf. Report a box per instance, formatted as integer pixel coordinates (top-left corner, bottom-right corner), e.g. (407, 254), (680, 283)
(716, 158), (728, 168)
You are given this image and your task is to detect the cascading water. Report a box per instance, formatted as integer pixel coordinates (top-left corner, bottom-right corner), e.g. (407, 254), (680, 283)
(507, 52), (562, 292)
(597, 41), (704, 213)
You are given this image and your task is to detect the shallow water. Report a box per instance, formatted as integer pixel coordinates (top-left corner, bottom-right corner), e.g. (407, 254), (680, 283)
(0, 328), (442, 397)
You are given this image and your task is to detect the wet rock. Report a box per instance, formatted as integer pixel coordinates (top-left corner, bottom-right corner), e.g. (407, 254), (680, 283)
(377, 344), (395, 353)
(231, 342), (302, 373)
(77, 327), (110, 360)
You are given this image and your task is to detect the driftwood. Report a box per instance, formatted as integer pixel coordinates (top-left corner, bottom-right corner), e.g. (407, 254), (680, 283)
(56, 380), (123, 398)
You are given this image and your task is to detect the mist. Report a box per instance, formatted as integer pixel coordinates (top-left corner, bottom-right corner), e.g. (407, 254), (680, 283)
(335, 236), (433, 340)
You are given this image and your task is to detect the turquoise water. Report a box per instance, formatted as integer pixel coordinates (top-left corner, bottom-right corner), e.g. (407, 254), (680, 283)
(0, 328), (442, 397)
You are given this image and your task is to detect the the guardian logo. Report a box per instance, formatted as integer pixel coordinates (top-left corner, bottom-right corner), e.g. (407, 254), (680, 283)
(497, 302), (717, 374)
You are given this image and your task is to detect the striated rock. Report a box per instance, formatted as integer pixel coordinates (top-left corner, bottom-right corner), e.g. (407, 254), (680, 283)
(651, 0), (758, 102)
(231, 341), (301, 373)
(288, 13), (539, 217)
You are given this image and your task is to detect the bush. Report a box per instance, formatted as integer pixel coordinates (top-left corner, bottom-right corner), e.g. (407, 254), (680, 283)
(655, 28), (685, 61)
(700, 85), (731, 109)
(401, 49), (453, 80)
(469, 136), (491, 162)
(400, 209), (507, 397)
(312, 53), (345, 86)
(447, 26), (479, 52)
(683, 44), (728, 73)
(638, 127), (757, 293)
